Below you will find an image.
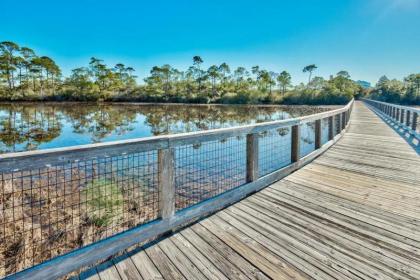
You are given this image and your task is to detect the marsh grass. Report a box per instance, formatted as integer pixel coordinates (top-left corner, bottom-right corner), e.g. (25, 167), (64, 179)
(0, 166), (158, 278)
(81, 179), (124, 227)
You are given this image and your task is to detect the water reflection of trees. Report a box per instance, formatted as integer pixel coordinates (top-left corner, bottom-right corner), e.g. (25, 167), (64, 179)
(140, 105), (324, 135)
(0, 104), (62, 152)
(61, 105), (138, 143)
(0, 103), (328, 152)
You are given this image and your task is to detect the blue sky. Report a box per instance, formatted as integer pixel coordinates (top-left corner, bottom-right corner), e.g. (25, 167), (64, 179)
(1, 0), (419, 85)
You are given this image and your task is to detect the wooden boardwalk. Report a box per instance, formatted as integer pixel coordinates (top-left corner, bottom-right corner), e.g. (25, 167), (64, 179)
(79, 101), (420, 280)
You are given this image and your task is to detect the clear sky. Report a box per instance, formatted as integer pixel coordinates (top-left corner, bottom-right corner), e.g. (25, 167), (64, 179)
(1, 0), (419, 85)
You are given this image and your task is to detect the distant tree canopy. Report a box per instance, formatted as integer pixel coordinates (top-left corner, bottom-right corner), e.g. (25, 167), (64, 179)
(368, 74), (420, 105)
(1, 41), (418, 105)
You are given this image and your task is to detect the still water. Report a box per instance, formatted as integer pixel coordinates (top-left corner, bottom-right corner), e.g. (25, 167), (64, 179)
(0, 102), (332, 154)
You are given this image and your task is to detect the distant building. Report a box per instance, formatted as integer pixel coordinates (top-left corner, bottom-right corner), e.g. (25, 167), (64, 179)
(356, 80), (372, 89)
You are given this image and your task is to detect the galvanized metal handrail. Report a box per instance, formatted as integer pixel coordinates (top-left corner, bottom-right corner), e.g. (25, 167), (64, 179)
(1, 99), (354, 280)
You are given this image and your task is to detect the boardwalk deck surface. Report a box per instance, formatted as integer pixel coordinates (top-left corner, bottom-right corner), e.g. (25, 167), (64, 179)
(79, 101), (420, 280)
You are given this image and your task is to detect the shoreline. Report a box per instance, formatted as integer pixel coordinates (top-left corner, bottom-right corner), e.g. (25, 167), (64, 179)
(0, 100), (342, 108)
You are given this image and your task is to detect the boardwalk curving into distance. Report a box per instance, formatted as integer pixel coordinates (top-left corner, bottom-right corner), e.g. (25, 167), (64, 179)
(79, 101), (420, 280)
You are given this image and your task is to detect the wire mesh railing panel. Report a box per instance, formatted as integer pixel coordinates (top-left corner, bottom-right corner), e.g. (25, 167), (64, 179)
(258, 127), (292, 177)
(300, 122), (316, 158)
(321, 118), (329, 145)
(174, 137), (247, 210)
(0, 151), (159, 278)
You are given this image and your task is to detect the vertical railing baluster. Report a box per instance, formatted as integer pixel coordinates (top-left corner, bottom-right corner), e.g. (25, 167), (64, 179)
(341, 112), (346, 130)
(315, 119), (322, 149)
(291, 124), (301, 163)
(158, 148), (175, 220)
(400, 109), (405, 124)
(246, 133), (259, 182)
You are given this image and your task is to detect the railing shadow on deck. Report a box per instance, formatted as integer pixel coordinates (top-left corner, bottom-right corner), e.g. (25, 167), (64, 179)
(363, 99), (420, 155)
(0, 100), (354, 280)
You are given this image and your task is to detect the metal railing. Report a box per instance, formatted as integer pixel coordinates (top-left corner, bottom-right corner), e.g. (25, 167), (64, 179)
(0, 99), (354, 280)
(363, 99), (419, 137)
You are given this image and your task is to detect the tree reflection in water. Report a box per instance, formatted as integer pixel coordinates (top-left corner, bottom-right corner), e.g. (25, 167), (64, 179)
(0, 103), (331, 153)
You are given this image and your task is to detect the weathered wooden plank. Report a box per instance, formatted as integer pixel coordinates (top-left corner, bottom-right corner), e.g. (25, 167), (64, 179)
(314, 119), (322, 149)
(246, 133), (259, 182)
(247, 195), (420, 272)
(170, 233), (229, 280)
(112, 254), (143, 280)
(158, 148), (175, 219)
(241, 198), (420, 279)
(130, 251), (163, 280)
(183, 227), (252, 280)
(201, 217), (304, 280)
(328, 116), (334, 140)
(96, 260), (122, 280)
(157, 239), (208, 280)
(291, 125), (300, 162)
(145, 245), (185, 279)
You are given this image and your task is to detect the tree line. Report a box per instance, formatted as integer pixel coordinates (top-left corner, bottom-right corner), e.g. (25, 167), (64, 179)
(1, 41), (419, 105)
(368, 75), (420, 105)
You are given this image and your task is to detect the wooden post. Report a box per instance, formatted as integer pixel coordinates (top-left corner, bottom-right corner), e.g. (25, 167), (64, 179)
(158, 148), (175, 220)
(412, 112), (418, 132)
(291, 125), (301, 163)
(246, 133), (259, 182)
(337, 114), (342, 133)
(341, 112), (346, 130)
(328, 116), (334, 141)
(396, 108), (400, 121)
(406, 110), (411, 127)
(400, 109), (404, 123)
(315, 119), (322, 149)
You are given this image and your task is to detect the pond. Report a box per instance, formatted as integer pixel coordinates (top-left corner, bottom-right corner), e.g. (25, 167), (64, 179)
(0, 102), (334, 154)
(0, 102), (340, 277)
